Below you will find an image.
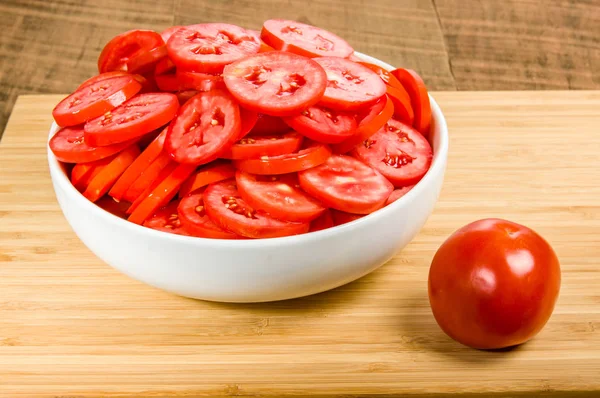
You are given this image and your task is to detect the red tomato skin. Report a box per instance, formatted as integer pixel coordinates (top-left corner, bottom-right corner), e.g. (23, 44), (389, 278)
(428, 218), (561, 350)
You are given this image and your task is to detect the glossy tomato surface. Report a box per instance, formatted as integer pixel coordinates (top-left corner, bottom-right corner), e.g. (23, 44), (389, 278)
(428, 218), (561, 350)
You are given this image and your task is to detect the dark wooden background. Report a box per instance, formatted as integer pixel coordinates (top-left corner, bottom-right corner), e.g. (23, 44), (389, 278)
(1, 0), (598, 137)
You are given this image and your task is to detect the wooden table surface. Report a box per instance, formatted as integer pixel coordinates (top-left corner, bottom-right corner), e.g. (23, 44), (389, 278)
(0, 0), (599, 137)
(1, 91), (599, 397)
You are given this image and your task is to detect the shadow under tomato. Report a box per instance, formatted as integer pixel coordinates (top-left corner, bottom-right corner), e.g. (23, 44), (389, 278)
(396, 289), (523, 363)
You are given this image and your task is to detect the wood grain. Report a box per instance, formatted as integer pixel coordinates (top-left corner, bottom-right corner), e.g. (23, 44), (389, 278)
(1, 92), (599, 397)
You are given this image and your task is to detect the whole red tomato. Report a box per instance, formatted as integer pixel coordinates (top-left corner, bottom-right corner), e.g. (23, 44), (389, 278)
(428, 218), (561, 349)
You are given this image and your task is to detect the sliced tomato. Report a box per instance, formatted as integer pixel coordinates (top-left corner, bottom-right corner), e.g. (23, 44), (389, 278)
(331, 209), (364, 225)
(160, 26), (184, 44)
(221, 132), (303, 160)
(178, 193), (240, 239)
(96, 195), (131, 219)
(283, 106), (356, 144)
(176, 90), (199, 105)
(179, 161), (236, 198)
(309, 209), (334, 232)
(203, 180), (309, 238)
(52, 75), (141, 127)
(223, 51), (327, 117)
(71, 155), (115, 192)
(234, 143), (331, 175)
(127, 160), (177, 214)
(137, 129), (161, 149)
(390, 68), (432, 136)
(143, 201), (191, 236)
(166, 23), (260, 73)
(386, 85), (414, 125)
(332, 96), (394, 154)
(352, 119), (432, 187)
(261, 19), (353, 58)
(155, 74), (179, 92)
(123, 152), (172, 203)
(314, 57), (386, 111)
(259, 40), (275, 52)
(84, 93), (179, 146)
(82, 145), (141, 202)
(250, 114), (290, 135)
(298, 154), (393, 214)
(50, 125), (133, 163)
(358, 62), (406, 92)
(109, 129), (166, 200)
(165, 90), (241, 165)
(128, 163), (196, 224)
(237, 108), (259, 139)
(98, 29), (165, 73)
(176, 70), (224, 92)
(236, 171), (325, 222)
(126, 45), (168, 74)
(77, 71), (147, 90)
(386, 185), (415, 205)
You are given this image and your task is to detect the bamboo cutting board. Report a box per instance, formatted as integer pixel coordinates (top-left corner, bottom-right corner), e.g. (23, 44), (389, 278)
(1, 92), (599, 397)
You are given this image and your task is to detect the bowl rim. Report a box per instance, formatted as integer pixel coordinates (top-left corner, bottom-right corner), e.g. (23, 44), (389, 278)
(47, 51), (448, 248)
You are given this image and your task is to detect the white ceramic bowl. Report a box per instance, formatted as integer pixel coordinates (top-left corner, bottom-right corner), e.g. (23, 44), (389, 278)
(47, 53), (448, 303)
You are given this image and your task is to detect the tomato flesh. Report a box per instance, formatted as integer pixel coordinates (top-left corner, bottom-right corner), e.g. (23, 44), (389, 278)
(386, 85), (414, 125)
(331, 209), (364, 225)
(50, 126), (133, 163)
(178, 193), (240, 239)
(166, 23), (260, 73)
(314, 57), (386, 111)
(126, 45), (168, 74)
(386, 185), (415, 205)
(261, 19), (353, 58)
(123, 152), (173, 203)
(428, 218), (561, 349)
(98, 29), (165, 73)
(223, 51), (327, 116)
(178, 161), (236, 198)
(284, 106), (356, 144)
(236, 171), (326, 222)
(234, 143), (331, 175)
(390, 68), (432, 136)
(250, 114), (290, 135)
(165, 90), (241, 165)
(143, 201), (191, 236)
(203, 180), (309, 239)
(84, 93), (178, 146)
(298, 154), (393, 214)
(352, 118), (432, 187)
(176, 70), (224, 92)
(52, 75), (141, 127)
(309, 209), (334, 232)
(220, 132), (303, 160)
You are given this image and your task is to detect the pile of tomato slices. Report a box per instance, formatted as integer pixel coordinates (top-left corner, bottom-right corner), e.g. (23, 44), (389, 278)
(49, 19), (434, 239)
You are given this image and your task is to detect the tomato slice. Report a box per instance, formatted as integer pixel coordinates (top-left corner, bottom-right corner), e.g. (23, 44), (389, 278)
(221, 132), (303, 160)
(283, 106), (356, 144)
(84, 93), (179, 146)
(165, 90), (241, 165)
(126, 45), (168, 74)
(96, 195), (131, 219)
(237, 108), (259, 139)
(352, 118), (432, 187)
(123, 152), (173, 203)
(250, 114), (290, 135)
(77, 71), (148, 91)
(50, 125), (133, 163)
(386, 85), (415, 125)
(179, 161), (236, 198)
(332, 96), (394, 154)
(52, 75), (141, 127)
(390, 68), (432, 136)
(155, 74), (179, 92)
(154, 57), (176, 76)
(331, 209), (364, 225)
(386, 185), (415, 205)
(178, 193), (240, 239)
(259, 40), (275, 52)
(234, 143), (331, 175)
(109, 129), (166, 200)
(176, 90), (198, 105)
(298, 154), (393, 214)
(143, 201), (191, 236)
(71, 155), (115, 192)
(261, 19), (353, 58)
(176, 70), (224, 92)
(98, 29), (165, 73)
(160, 26), (184, 44)
(82, 145), (141, 202)
(358, 62), (406, 92)
(203, 180), (309, 238)
(236, 171), (325, 222)
(166, 23), (260, 73)
(314, 57), (386, 111)
(223, 51), (327, 117)
(128, 163), (196, 224)
(309, 209), (334, 232)
(127, 160), (177, 214)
